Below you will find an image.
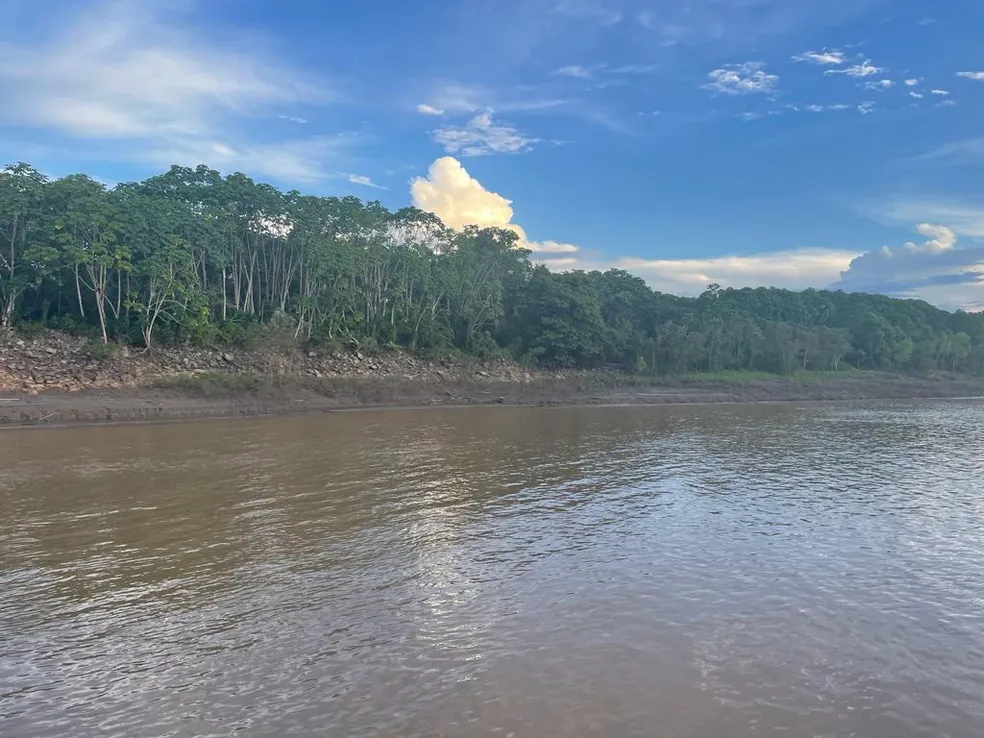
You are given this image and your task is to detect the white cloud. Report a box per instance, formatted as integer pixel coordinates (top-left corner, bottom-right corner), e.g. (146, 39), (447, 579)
(792, 49), (845, 65)
(805, 103), (850, 112)
(409, 156), (577, 254)
(910, 91), (924, 99)
(0, 1), (342, 183)
(703, 62), (778, 95)
(930, 89), (950, 96)
(408, 158), (982, 308)
(914, 138), (984, 166)
(836, 224), (984, 309)
(423, 84), (566, 116)
(534, 249), (859, 296)
(143, 135), (350, 183)
(957, 72), (984, 81)
(858, 101), (876, 115)
(608, 249), (858, 294)
(938, 99), (957, 107)
(825, 60), (884, 78)
(904, 78), (920, 86)
(346, 173), (386, 190)
(409, 160), (858, 296)
(278, 115), (308, 124)
(863, 79), (895, 90)
(432, 112), (541, 157)
(417, 104), (445, 116)
(865, 198), (984, 238)
(555, 65), (593, 79)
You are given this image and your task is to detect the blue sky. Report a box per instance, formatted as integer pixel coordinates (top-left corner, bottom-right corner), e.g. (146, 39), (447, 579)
(2, 0), (984, 309)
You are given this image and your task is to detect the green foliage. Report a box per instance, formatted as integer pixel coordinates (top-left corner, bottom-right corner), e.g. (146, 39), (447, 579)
(3, 160), (984, 376)
(82, 338), (120, 362)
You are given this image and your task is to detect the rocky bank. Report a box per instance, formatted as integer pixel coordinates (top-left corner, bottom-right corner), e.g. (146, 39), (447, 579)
(0, 330), (536, 394)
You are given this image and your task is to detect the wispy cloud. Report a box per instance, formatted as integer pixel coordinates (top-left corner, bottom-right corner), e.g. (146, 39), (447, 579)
(432, 112), (541, 157)
(864, 197), (984, 238)
(956, 71), (984, 81)
(554, 65), (594, 79)
(416, 103), (445, 116)
(805, 103), (851, 112)
(909, 91), (924, 99)
(858, 101), (876, 115)
(930, 89), (950, 96)
(551, 0), (622, 26)
(904, 78), (920, 86)
(144, 135), (353, 183)
(421, 83), (566, 115)
(703, 62), (778, 95)
(863, 79), (895, 90)
(914, 138), (984, 166)
(0, 0), (343, 183)
(792, 49), (845, 65)
(278, 115), (308, 124)
(825, 60), (884, 78)
(554, 63), (657, 80)
(346, 173), (386, 190)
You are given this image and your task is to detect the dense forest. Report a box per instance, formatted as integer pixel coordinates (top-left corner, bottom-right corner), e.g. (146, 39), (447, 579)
(2, 161), (984, 376)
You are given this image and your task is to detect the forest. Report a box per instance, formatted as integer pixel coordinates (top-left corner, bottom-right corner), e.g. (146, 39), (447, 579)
(2, 161), (983, 376)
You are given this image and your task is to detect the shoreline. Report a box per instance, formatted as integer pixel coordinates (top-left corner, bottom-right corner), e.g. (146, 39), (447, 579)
(3, 373), (984, 429)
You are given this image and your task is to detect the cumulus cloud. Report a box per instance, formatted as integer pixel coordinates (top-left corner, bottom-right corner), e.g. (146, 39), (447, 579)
(417, 104), (445, 116)
(409, 157), (577, 254)
(792, 49), (845, 65)
(905, 78), (920, 86)
(825, 60), (884, 78)
(930, 89), (950, 96)
(957, 72), (984, 81)
(432, 112), (541, 157)
(703, 62), (778, 95)
(836, 224), (984, 308)
(858, 101), (876, 115)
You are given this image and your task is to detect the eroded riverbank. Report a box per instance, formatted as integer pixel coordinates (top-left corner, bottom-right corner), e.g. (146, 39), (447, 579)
(4, 371), (984, 427)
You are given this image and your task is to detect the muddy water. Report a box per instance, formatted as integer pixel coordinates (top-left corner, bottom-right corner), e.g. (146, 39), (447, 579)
(3, 402), (984, 737)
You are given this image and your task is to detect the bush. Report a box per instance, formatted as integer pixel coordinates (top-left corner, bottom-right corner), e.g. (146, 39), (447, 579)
(82, 339), (120, 362)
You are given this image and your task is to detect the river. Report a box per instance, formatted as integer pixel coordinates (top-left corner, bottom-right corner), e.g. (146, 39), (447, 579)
(2, 401), (984, 737)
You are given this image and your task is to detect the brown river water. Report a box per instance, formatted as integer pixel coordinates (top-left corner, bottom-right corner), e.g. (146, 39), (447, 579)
(2, 401), (984, 738)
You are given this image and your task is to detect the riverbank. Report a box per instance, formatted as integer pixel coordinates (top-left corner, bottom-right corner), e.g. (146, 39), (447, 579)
(2, 330), (984, 427)
(3, 371), (984, 428)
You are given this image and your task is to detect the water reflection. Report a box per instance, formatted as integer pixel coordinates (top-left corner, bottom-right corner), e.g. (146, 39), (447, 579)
(3, 401), (984, 737)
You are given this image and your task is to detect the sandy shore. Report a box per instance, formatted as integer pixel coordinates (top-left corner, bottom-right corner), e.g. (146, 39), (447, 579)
(2, 373), (983, 428)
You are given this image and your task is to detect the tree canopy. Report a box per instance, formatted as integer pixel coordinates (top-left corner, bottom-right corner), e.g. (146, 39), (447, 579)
(2, 161), (983, 376)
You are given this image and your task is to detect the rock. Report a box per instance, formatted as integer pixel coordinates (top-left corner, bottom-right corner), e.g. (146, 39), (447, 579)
(45, 347), (57, 355)
(222, 353), (234, 363)
(308, 351), (317, 358)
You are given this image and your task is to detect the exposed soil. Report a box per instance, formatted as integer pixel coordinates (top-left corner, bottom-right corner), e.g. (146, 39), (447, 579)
(2, 330), (983, 428)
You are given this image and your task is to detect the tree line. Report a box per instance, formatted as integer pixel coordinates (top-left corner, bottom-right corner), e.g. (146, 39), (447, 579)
(2, 161), (983, 375)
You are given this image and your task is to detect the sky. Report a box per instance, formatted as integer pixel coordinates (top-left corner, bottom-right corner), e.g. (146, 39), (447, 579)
(2, 0), (984, 309)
